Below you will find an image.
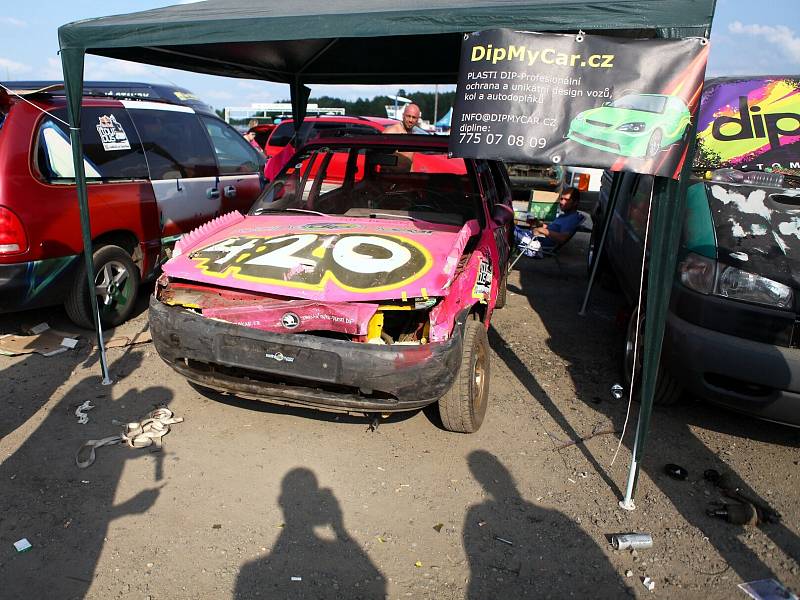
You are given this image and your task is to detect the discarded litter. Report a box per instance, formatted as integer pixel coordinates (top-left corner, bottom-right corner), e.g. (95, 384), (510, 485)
(738, 578), (799, 600)
(415, 561), (423, 568)
(610, 383), (625, 400)
(707, 502), (758, 526)
(0, 323), (80, 356)
(494, 536), (514, 546)
(664, 463), (688, 481)
(212, 524), (222, 529)
(704, 469), (781, 525)
(75, 407), (183, 468)
(625, 570), (633, 578)
(642, 576), (655, 591)
(290, 577), (302, 582)
(99, 330), (153, 349)
(433, 523), (444, 533)
(611, 533), (653, 550)
(14, 538), (32, 553)
(75, 401), (95, 425)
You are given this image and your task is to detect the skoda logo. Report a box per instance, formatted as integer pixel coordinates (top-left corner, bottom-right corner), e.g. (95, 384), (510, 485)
(281, 312), (300, 329)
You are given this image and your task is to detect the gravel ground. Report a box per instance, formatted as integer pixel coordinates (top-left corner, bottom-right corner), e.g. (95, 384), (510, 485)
(1, 232), (798, 599)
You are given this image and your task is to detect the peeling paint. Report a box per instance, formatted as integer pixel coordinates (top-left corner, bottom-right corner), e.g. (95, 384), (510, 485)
(750, 223), (768, 236)
(772, 231), (789, 256)
(711, 185), (771, 220)
(729, 219), (746, 238)
(729, 251), (749, 262)
(778, 219), (800, 240)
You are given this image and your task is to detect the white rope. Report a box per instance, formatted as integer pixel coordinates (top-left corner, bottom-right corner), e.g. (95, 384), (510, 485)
(611, 181), (655, 467)
(0, 82), (74, 128)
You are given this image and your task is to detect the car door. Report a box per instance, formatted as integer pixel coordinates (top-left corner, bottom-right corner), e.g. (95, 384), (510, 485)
(126, 102), (220, 238)
(199, 115), (264, 215)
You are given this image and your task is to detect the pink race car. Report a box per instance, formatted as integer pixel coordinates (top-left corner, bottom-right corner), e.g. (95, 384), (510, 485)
(149, 134), (514, 432)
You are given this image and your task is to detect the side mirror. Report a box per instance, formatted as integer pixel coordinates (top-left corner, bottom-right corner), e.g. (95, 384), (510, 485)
(491, 203), (514, 226)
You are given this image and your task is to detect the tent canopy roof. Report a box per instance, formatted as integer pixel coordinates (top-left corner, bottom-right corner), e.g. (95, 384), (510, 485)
(58, 0), (715, 85)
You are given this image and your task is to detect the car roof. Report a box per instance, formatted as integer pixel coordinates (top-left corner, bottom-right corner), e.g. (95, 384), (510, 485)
(276, 115), (391, 126)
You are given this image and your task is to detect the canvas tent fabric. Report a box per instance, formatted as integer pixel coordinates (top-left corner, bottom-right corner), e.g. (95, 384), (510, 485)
(56, 0), (716, 504)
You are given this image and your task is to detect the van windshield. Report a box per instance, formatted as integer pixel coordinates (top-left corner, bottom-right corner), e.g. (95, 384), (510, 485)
(250, 142), (480, 226)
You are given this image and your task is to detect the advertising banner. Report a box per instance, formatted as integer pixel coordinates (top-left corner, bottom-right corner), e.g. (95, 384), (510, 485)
(694, 77), (800, 176)
(449, 29), (709, 179)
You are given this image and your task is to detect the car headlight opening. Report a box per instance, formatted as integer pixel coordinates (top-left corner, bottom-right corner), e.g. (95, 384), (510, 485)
(678, 252), (793, 309)
(617, 122), (646, 133)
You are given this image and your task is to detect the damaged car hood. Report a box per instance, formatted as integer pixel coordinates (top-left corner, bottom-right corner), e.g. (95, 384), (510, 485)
(708, 182), (800, 289)
(164, 212), (480, 301)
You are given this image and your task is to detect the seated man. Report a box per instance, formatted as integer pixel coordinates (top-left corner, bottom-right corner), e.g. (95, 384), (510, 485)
(514, 187), (583, 257)
(531, 187), (582, 248)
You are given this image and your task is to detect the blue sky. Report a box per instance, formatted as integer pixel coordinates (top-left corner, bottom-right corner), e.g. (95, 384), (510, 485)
(1, 0), (799, 112)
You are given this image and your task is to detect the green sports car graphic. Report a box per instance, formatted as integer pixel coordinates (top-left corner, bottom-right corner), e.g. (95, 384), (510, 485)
(567, 94), (691, 158)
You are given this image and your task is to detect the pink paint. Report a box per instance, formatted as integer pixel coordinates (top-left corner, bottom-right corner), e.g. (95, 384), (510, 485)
(163, 215), (475, 302)
(203, 300), (379, 336)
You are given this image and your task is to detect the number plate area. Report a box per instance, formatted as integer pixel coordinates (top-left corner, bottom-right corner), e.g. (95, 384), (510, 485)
(215, 334), (342, 382)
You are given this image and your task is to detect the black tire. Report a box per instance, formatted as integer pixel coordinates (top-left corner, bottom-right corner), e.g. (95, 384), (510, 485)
(646, 129), (663, 158)
(65, 244), (140, 329)
(438, 319), (490, 433)
(495, 270), (508, 309)
(623, 307), (682, 405)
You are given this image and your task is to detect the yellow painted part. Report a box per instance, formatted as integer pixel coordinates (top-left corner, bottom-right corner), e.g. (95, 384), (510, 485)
(401, 291), (408, 301)
(368, 312), (385, 340)
(235, 252), (251, 263)
(421, 287), (428, 300)
(377, 304), (412, 311)
(164, 299), (200, 308)
(256, 246), (266, 252)
(312, 244), (326, 258)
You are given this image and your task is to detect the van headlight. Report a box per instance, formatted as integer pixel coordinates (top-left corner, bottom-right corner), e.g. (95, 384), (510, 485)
(718, 265), (793, 309)
(678, 252), (793, 309)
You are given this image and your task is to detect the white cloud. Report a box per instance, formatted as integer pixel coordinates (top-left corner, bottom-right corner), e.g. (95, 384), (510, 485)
(728, 21), (800, 63)
(0, 17), (27, 27)
(0, 57), (32, 75)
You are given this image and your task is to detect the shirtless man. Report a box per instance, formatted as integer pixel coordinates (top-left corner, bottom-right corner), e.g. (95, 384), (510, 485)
(384, 103), (421, 134)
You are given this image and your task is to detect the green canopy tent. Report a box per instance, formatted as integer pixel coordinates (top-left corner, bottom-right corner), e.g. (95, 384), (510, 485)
(57, 0), (716, 506)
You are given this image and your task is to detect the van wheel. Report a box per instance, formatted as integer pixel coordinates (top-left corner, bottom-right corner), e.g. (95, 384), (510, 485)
(438, 319), (490, 433)
(65, 245), (140, 329)
(646, 129), (663, 158)
(495, 270), (508, 309)
(623, 307), (682, 405)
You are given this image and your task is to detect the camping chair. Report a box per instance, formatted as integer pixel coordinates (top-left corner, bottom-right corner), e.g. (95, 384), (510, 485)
(510, 211), (589, 273)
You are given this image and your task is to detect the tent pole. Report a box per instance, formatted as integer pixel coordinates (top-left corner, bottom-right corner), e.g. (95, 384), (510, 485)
(620, 135), (699, 509)
(60, 46), (112, 385)
(579, 171), (621, 316)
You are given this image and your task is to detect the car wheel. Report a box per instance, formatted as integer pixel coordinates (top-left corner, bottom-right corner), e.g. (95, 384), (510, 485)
(438, 318), (490, 433)
(495, 269), (508, 309)
(623, 307), (682, 405)
(65, 244), (140, 329)
(646, 129), (663, 158)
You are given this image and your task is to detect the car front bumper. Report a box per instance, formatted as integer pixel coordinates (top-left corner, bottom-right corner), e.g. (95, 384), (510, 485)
(149, 296), (467, 413)
(664, 309), (800, 426)
(567, 122), (649, 157)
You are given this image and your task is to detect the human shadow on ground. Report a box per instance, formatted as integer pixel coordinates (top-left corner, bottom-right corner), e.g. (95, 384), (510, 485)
(0, 350), (171, 599)
(235, 468), (386, 599)
(464, 450), (630, 598)
(511, 237), (800, 583)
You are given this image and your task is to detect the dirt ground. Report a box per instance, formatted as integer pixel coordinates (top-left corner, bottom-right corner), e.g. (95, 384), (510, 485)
(1, 232), (799, 599)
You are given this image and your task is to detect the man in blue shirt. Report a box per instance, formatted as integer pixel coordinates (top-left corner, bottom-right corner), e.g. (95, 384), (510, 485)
(531, 187), (582, 248)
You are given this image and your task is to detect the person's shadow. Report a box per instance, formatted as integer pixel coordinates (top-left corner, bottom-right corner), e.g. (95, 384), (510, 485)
(235, 468), (386, 599)
(464, 450), (630, 599)
(0, 350), (169, 599)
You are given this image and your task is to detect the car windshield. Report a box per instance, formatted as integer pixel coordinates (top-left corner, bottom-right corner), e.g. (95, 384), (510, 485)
(611, 95), (666, 114)
(250, 142), (480, 226)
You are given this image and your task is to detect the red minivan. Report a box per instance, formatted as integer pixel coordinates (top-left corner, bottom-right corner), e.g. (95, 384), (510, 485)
(0, 84), (265, 328)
